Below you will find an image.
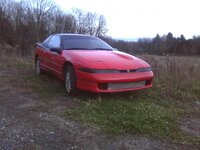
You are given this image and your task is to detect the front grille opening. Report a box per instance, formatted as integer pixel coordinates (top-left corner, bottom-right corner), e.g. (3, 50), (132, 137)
(99, 80), (150, 91)
(98, 83), (108, 90)
(145, 80), (152, 86)
(108, 81), (146, 90)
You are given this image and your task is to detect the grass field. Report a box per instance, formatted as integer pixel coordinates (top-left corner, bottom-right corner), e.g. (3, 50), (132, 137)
(66, 55), (200, 144)
(0, 52), (199, 145)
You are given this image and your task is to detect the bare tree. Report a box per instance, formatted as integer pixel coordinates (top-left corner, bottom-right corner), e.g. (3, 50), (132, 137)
(27, 0), (56, 41)
(62, 14), (76, 33)
(50, 8), (76, 34)
(11, 1), (24, 54)
(72, 8), (87, 34)
(0, 0), (13, 19)
(84, 12), (97, 35)
(72, 8), (107, 36)
(0, 0), (109, 56)
(96, 15), (108, 37)
(0, 0), (13, 45)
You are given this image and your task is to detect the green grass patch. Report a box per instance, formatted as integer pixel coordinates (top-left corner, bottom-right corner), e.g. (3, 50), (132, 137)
(66, 100), (176, 135)
(66, 92), (200, 144)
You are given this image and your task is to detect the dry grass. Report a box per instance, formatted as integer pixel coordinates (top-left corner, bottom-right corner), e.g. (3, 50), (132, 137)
(1, 50), (199, 102)
(0, 44), (20, 57)
(138, 55), (200, 101)
(0, 43), (34, 57)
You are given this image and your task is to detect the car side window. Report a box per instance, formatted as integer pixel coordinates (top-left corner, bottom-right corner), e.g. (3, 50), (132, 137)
(42, 36), (51, 48)
(47, 36), (61, 48)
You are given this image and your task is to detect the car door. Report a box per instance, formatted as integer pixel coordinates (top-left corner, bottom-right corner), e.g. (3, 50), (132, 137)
(38, 36), (52, 71)
(46, 35), (65, 77)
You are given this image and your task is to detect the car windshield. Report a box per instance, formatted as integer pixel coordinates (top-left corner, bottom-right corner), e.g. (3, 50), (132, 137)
(62, 35), (113, 50)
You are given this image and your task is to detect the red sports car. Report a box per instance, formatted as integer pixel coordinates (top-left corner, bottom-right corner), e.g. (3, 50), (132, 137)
(35, 34), (153, 95)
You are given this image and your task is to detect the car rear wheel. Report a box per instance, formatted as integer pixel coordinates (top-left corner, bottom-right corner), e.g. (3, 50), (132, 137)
(35, 57), (41, 75)
(65, 66), (77, 95)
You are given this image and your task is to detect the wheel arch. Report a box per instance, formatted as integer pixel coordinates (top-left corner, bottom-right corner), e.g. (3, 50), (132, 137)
(62, 61), (74, 78)
(62, 61), (78, 95)
(35, 54), (39, 63)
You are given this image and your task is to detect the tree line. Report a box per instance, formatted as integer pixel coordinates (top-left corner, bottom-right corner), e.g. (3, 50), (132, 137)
(103, 32), (200, 55)
(0, 0), (200, 56)
(0, 0), (107, 55)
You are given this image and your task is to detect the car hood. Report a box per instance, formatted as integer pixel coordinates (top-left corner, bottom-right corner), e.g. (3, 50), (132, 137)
(64, 50), (150, 70)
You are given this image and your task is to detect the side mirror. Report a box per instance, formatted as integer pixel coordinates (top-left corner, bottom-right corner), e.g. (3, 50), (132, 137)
(36, 42), (42, 46)
(50, 47), (62, 53)
(36, 42), (42, 47)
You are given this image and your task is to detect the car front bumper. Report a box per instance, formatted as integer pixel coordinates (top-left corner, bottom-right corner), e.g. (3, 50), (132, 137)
(76, 70), (153, 93)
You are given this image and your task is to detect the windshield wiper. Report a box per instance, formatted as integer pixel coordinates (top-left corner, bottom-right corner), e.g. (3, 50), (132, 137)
(65, 48), (89, 50)
(93, 48), (113, 51)
(65, 47), (113, 51)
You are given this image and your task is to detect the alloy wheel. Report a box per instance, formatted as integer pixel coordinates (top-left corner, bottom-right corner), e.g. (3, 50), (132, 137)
(65, 71), (72, 93)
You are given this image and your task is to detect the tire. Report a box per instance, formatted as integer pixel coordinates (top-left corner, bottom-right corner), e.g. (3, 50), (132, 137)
(35, 57), (41, 75)
(65, 65), (77, 95)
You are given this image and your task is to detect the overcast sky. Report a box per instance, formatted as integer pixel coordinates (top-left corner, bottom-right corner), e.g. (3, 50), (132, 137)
(54, 0), (200, 40)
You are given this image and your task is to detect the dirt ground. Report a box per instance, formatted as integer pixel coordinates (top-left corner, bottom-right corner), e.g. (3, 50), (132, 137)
(0, 59), (199, 150)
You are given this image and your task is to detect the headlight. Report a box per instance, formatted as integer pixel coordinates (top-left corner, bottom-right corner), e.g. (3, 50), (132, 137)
(136, 67), (151, 72)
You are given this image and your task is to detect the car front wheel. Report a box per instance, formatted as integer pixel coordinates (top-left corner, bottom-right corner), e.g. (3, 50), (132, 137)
(65, 66), (77, 95)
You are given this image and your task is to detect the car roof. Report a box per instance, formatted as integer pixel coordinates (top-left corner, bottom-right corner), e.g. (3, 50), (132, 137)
(52, 33), (93, 37)
(52, 33), (98, 40)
